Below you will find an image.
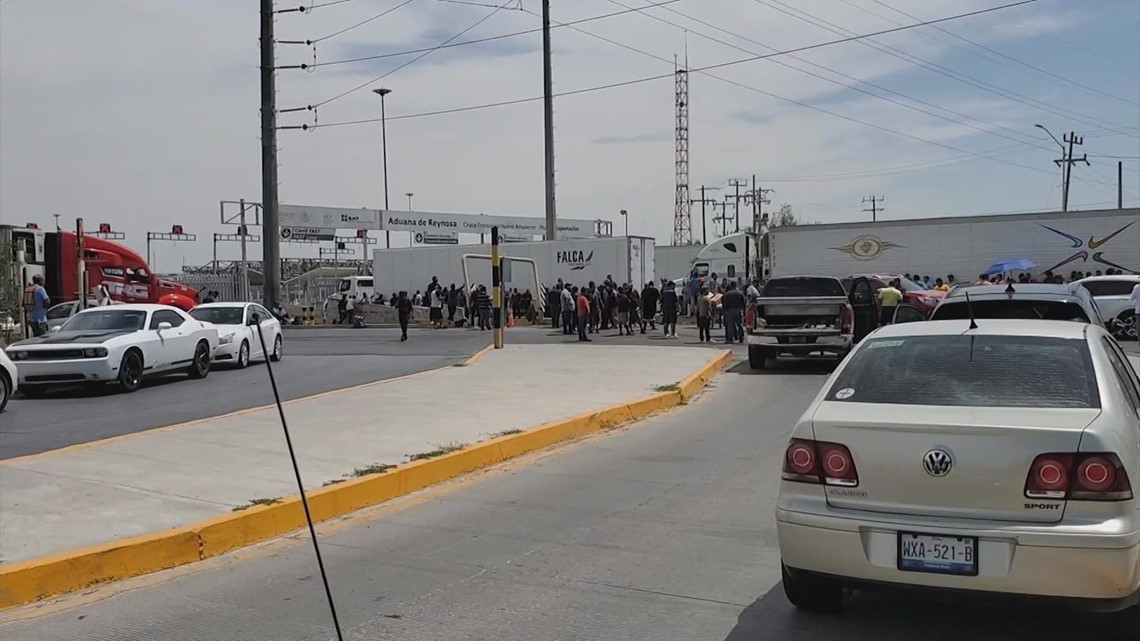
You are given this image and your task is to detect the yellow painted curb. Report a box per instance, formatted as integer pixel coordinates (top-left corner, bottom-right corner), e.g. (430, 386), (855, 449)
(458, 343), (493, 367)
(0, 349), (731, 608)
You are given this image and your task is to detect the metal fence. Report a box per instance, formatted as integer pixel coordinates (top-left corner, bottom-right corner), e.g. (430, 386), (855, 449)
(282, 276), (340, 306)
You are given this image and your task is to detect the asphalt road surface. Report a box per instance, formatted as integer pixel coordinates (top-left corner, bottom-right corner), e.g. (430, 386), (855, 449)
(4, 357), (1133, 641)
(0, 328), (492, 459)
(0, 324), (737, 460)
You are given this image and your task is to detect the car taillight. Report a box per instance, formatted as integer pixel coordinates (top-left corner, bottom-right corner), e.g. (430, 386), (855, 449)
(837, 305), (853, 332)
(1025, 453), (1132, 501)
(782, 438), (859, 487)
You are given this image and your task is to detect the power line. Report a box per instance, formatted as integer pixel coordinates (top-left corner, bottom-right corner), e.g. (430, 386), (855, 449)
(309, 0), (418, 44)
(984, 4), (1140, 74)
(296, 1), (680, 69)
(607, 0), (1053, 153)
(296, 0), (514, 111)
(866, 0), (1138, 107)
(754, 0), (1136, 136)
(306, 0), (359, 10)
(527, 2), (1114, 184)
(284, 0), (1042, 129)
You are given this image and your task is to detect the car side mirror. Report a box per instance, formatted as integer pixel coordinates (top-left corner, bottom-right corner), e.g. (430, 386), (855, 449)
(157, 321), (173, 331)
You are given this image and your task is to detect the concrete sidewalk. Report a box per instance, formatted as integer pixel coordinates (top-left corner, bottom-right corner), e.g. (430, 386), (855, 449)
(0, 344), (716, 564)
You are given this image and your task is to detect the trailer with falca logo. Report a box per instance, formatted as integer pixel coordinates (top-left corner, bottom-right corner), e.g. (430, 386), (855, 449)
(763, 207), (1139, 281)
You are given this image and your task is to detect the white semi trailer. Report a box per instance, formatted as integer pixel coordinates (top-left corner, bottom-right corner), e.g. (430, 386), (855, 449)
(371, 236), (655, 298)
(684, 208), (1139, 283)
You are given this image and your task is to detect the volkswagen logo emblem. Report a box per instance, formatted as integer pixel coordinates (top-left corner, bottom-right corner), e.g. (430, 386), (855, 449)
(922, 449), (953, 477)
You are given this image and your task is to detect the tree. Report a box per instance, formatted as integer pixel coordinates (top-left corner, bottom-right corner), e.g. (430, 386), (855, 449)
(770, 203), (798, 227)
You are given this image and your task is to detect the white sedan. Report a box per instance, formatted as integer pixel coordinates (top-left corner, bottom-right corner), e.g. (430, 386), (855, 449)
(4, 304), (218, 395)
(1077, 275), (1140, 340)
(776, 319), (1140, 617)
(189, 302), (283, 368)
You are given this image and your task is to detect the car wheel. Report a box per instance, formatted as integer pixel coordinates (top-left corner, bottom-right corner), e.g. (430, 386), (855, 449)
(270, 335), (283, 362)
(781, 564), (843, 613)
(0, 371), (10, 412)
(118, 350), (144, 393)
(237, 341), (250, 369)
(187, 341), (211, 379)
(748, 345), (767, 370)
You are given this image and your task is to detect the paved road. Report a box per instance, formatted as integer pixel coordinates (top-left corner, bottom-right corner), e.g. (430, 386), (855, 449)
(5, 357), (1132, 640)
(0, 324), (741, 460)
(0, 328), (492, 459)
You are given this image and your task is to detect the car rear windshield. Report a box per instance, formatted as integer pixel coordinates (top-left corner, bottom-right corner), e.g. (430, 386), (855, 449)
(1081, 280), (1137, 297)
(932, 299), (1090, 323)
(761, 277), (846, 298)
(190, 307), (244, 325)
(827, 335), (1099, 408)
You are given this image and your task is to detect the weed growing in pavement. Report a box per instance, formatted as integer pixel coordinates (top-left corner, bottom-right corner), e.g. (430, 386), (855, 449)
(322, 479), (346, 487)
(653, 382), (680, 392)
(233, 497), (283, 511)
(348, 463), (396, 477)
(495, 428), (525, 437)
(408, 442), (466, 461)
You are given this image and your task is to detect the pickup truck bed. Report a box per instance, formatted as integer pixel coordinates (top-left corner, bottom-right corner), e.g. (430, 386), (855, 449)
(746, 277), (868, 369)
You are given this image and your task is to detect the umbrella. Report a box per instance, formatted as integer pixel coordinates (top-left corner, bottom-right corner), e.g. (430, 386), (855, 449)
(985, 257), (1036, 275)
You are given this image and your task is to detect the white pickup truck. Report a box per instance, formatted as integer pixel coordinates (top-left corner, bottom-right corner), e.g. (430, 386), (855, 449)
(746, 275), (878, 369)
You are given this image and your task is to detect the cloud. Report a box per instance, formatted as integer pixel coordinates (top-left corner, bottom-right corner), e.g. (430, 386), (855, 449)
(592, 132), (670, 144)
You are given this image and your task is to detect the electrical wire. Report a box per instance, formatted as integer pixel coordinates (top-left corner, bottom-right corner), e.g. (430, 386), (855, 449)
(282, 0), (1042, 129)
(294, 0), (680, 69)
(303, 0), (513, 110)
(311, 0), (418, 44)
(252, 322), (344, 641)
(866, 0), (1138, 107)
(307, 0), (357, 9)
(608, 0), (1053, 153)
(526, 4), (1125, 185)
(754, 0), (1136, 135)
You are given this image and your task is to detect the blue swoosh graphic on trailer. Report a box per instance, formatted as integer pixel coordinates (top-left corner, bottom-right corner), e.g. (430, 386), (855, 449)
(1038, 224), (1083, 248)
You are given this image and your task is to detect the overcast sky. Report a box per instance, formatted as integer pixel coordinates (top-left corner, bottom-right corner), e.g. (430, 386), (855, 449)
(2, 0), (1138, 272)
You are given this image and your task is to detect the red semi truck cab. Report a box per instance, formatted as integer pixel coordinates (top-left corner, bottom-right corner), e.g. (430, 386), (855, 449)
(4, 226), (198, 311)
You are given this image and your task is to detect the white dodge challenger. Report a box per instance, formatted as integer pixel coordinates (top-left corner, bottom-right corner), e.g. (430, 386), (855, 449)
(4, 304), (218, 396)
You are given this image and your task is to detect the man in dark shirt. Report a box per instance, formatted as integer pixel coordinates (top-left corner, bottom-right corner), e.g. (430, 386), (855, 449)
(659, 282), (679, 338)
(640, 282), (659, 334)
(720, 282), (746, 344)
(396, 291), (413, 341)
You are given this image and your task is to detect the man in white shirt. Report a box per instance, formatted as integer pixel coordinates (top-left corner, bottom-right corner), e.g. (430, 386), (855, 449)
(1130, 282), (1140, 342)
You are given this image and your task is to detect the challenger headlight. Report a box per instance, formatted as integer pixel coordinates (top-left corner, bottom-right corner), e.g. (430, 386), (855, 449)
(219, 333), (235, 345)
(8, 350), (27, 361)
(83, 347), (108, 358)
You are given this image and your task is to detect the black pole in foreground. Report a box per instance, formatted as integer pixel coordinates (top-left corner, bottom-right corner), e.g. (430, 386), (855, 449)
(491, 226), (503, 348)
(254, 322), (345, 641)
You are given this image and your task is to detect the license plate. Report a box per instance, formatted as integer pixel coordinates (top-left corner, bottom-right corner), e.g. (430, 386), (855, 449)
(789, 336), (807, 343)
(897, 532), (978, 576)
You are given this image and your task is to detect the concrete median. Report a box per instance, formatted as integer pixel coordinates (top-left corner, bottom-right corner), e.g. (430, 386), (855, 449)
(0, 344), (730, 608)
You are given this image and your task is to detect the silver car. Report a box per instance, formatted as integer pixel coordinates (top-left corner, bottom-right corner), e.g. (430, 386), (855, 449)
(776, 319), (1140, 616)
(1077, 275), (1140, 341)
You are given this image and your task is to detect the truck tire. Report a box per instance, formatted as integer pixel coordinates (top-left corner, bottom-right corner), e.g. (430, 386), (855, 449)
(748, 346), (768, 370)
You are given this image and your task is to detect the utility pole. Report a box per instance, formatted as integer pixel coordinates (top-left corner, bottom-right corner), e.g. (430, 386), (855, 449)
(260, 0), (281, 310)
(541, 0), (557, 240)
(862, 196), (885, 222)
(689, 186), (720, 245)
(746, 182), (772, 231)
(727, 179), (749, 234)
(712, 195), (733, 237)
(1056, 131), (1088, 212)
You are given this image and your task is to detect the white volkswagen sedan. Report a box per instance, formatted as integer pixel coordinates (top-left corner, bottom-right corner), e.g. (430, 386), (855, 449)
(776, 319), (1140, 616)
(189, 302), (282, 368)
(4, 304), (218, 395)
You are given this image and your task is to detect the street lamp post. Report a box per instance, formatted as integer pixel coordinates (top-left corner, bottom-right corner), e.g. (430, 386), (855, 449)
(619, 209), (628, 237)
(406, 192), (414, 211)
(1035, 123), (1075, 212)
(372, 88), (392, 249)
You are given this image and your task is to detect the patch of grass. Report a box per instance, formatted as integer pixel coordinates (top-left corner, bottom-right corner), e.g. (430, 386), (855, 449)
(348, 463), (396, 477)
(408, 442), (467, 462)
(495, 428), (524, 437)
(653, 382), (680, 392)
(232, 497), (282, 512)
(322, 479), (346, 487)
